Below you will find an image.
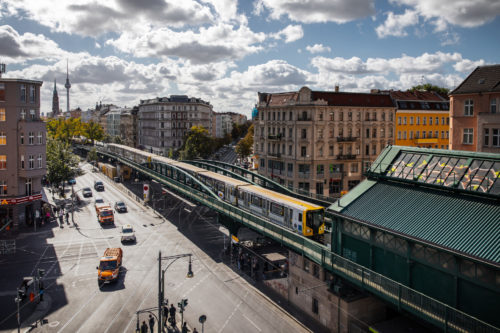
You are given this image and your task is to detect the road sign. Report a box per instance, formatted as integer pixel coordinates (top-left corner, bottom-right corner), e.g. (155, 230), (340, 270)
(199, 315), (206, 324)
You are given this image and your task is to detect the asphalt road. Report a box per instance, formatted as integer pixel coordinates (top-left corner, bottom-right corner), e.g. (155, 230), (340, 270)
(0, 162), (310, 333)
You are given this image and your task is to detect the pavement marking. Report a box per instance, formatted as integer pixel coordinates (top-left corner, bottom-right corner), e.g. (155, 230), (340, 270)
(30, 245), (49, 276)
(243, 314), (262, 332)
(57, 289), (100, 333)
(49, 321), (60, 327)
(218, 290), (248, 333)
(181, 269), (209, 298)
(74, 240), (84, 276)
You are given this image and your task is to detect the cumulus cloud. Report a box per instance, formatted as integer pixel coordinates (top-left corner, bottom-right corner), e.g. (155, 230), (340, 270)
(390, 0), (500, 30)
(453, 59), (486, 73)
(0, 25), (67, 63)
(271, 25), (304, 43)
(106, 23), (266, 64)
(305, 44), (331, 54)
(376, 9), (419, 38)
(255, 0), (375, 24)
(2, 0), (214, 37)
(311, 52), (463, 75)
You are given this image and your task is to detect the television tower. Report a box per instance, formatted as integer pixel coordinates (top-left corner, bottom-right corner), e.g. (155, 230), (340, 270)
(64, 60), (71, 113)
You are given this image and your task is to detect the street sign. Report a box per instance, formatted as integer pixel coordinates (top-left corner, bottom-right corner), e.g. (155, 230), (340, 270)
(199, 315), (206, 324)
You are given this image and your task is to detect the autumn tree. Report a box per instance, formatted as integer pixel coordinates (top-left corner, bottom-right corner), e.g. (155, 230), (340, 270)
(179, 126), (214, 160)
(82, 120), (105, 145)
(46, 138), (80, 194)
(235, 124), (254, 159)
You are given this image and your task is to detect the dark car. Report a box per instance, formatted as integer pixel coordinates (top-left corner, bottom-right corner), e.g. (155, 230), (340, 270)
(82, 187), (92, 197)
(114, 201), (127, 213)
(94, 181), (104, 191)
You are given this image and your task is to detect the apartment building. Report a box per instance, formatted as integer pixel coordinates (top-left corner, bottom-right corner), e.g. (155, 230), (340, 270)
(254, 86), (395, 197)
(0, 77), (46, 230)
(215, 112), (247, 138)
(138, 95), (213, 155)
(389, 90), (450, 149)
(450, 65), (500, 153)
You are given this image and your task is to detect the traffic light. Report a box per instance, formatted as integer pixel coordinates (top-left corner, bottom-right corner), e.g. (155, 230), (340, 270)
(182, 299), (188, 307)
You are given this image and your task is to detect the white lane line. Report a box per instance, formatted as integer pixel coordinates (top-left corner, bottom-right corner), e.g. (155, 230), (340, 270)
(243, 314), (262, 332)
(30, 245), (49, 276)
(218, 291), (248, 333)
(58, 289), (100, 333)
(75, 241), (84, 276)
(181, 270), (209, 298)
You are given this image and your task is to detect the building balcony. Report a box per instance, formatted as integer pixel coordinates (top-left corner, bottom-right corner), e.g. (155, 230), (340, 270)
(336, 154), (357, 160)
(268, 134), (283, 140)
(268, 152), (281, 158)
(298, 172), (310, 179)
(297, 116), (312, 121)
(328, 172), (344, 179)
(336, 136), (358, 142)
(415, 138), (438, 144)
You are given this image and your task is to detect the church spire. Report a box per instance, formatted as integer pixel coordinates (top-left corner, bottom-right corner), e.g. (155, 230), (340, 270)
(52, 78), (59, 117)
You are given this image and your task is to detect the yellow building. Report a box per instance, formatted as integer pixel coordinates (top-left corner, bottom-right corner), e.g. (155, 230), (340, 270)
(391, 91), (450, 149)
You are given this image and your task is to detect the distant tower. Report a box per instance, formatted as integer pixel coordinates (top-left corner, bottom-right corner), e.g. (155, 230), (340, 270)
(64, 60), (71, 113)
(0, 63), (5, 78)
(52, 79), (60, 117)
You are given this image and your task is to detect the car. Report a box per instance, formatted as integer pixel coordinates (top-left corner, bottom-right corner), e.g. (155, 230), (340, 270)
(95, 197), (105, 207)
(82, 187), (92, 197)
(94, 180), (104, 191)
(68, 179), (76, 185)
(121, 224), (136, 243)
(114, 201), (127, 213)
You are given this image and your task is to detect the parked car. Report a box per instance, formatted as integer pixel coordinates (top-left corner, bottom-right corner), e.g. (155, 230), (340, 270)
(120, 224), (136, 243)
(82, 187), (92, 198)
(114, 201), (127, 213)
(94, 180), (104, 191)
(68, 178), (76, 185)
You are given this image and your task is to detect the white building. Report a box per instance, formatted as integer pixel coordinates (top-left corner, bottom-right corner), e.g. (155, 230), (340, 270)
(215, 112), (248, 138)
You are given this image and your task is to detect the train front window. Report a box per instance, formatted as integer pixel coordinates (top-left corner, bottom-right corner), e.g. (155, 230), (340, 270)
(306, 210), (324, 229)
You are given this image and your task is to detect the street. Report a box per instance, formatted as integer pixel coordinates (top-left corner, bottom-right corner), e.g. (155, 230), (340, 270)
(0, 162), (310, 333)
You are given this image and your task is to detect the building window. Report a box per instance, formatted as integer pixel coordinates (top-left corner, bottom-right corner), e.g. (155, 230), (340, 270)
(435, 131), (438, 138)
(301, 129), (307, 139)
(380, 128), (385, 138)
(397, 131), (401, 140)
(29, 86), (36, 103)
(428, 131), (432, 138)
(441, 131), (445, 139)
(366, 128), (370, 138)
(0, 132), (5, 145)
(288, 145), (292, 155)
(0, 155), (6, 169)
(365, 144), (369, 155)
(446, 131), (449, 138)
(403, 131), (407, 140)
(493, 129), (500, 147)
(0, 83), (4, 101)
(38, 154), (42, 168)
(347, 112), (352, 121)
(416, 116), (420, 125)
(303, 259), (310, 272)
(28, 155), (34, 169)
(410, 116), (413, 125)
(329, 145), (333, 156)
(435, 116), (439, 125)
(0, 108), (5, 121)
(301, 146), (306, 157)
(409, 131), (413, 139)
(441, 117), (445, 125)
(422, 117), (426, 125)
(28, 132), (34, 145)
(463, 128), (473, 144)
(464, 99), (474, 116)
(37, 132), (43, 144)
(423, 131), (426, 139)
(429, 117), (433, 125)
(484, 129), (489, 146)
(350, 163), (358, 173)
(398, 116), (401, 125)
(491, 99), (497, 113)
(0, 180), (7, 195)
(403, 117), (407, 125)
(20, 84), (26, 102)
(25, 178), (32, 195)
(21, 155), (24, 169)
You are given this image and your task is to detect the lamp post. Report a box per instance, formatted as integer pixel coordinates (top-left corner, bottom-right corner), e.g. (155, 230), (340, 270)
(158, 251), (193, 333)
(14, 290), (21, 333)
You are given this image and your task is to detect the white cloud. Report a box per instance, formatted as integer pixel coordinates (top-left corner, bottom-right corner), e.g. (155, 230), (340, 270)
(2, 0), (214, 37)
(311, 52), (463, 75)
(453, 59), (486, 73)
(106, 23), (266, 64)
(305, 44), (331, 54)
(271, 25), (304, 43)
(95, 42), (101, 49)
(376, 9), (418, 38)
(255, 0), (375, 24)
(0, 25), (68, 63)
(390, 0), (500, 30)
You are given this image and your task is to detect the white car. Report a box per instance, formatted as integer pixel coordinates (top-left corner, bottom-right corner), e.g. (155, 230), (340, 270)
(121, 224), (136, 243)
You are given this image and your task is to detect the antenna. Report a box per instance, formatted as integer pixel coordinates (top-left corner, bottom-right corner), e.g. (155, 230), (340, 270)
(0, 63), (5, 78)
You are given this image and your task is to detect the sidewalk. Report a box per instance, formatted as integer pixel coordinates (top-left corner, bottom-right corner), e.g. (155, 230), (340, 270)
(8, 295), (52, 333)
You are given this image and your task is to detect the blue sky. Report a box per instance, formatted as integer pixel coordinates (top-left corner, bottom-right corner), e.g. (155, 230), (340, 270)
(0, 0), (498, 117)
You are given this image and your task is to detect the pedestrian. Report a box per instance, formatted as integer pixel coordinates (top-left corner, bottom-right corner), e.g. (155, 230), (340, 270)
(163, 304), (169, 327)
(141, 320), (148, 333)
(65, 211), (69, 224)
(182, 322), (190, 333)
(169, 304), (176, 327)
(149, 314), (155, 333)
(192, 328), (198, 333)
(35, 209), (40, 227)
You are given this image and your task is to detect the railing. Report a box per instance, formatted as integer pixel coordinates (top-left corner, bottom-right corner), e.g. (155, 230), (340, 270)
(297, 117), (312, 121)
(337, 136), (358, 142)
(298, 172), (310, 179)
(336, 154), (357, 160)
(268, 134), (283, 140)
(86, 145), (498, 332)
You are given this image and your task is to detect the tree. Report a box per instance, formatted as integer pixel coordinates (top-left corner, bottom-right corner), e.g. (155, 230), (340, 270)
(410, 84), (449, 95)
(87, 147), (98, 165)
(82, 121), (105, 145)
(46, 118), (82, 142)
(235, 124), (254, 159)
(179, 126), (214, 160)
(46, 138), (80, 195)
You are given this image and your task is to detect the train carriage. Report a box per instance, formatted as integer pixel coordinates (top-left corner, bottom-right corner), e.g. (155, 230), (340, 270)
(195, 171), (250, 204)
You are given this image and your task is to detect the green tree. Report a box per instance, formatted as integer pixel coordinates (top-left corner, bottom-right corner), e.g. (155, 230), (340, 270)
(179, 126), (214, 160)
(410, 83), (449, 95)
(113, 136), (122, 144)
(235, 124), (254, 159)
(82, 121), (105, 145)
(87, 147), (98, 164)
(46, 138), (80, 195)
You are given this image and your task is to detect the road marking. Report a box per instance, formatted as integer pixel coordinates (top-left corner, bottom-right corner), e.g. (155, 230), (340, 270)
(75, 240), (84, 276)
(49, 321), (60, 327)
(218, 291), (248, 333)
(243, 314), (262, 332)
(58, 289), (99, 333)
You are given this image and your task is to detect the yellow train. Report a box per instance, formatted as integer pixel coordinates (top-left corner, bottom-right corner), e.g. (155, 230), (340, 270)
(105, 143), (325, 237)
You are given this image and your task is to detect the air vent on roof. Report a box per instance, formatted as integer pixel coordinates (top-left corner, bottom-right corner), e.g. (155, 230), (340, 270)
(478, 78), (485, 84)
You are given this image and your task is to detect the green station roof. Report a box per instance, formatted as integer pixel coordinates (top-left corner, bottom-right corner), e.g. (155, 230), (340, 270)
(330, 146), (500, 265)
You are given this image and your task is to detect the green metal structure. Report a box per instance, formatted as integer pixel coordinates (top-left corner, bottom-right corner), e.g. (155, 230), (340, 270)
(78, 145), (498, 332)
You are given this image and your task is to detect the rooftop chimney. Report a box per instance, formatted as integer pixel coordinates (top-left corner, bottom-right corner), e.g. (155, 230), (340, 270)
(334, 84), (339, 92)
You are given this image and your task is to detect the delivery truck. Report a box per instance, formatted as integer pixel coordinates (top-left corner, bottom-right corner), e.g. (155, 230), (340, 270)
(97, 248), (122, 284)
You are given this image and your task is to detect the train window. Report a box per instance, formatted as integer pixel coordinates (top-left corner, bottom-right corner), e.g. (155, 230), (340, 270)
(251, 195), (261, 207)
(298, 213), (302, 222)
(270, 202), (284, 216)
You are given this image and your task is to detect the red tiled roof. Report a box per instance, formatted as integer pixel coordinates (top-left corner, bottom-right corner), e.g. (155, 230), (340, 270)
(451, 65), (500, 94)
(389, 90), (447, 101)
(312, 91), (394, 107)
(267, 92), (299, 106)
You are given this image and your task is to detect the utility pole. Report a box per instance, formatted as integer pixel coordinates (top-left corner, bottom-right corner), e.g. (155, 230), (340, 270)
(15, 290), (21, 333)
(158, 251), (162, 333)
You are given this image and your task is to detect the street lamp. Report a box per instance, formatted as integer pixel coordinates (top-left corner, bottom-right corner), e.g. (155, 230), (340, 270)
(158, 251), (194, 333)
